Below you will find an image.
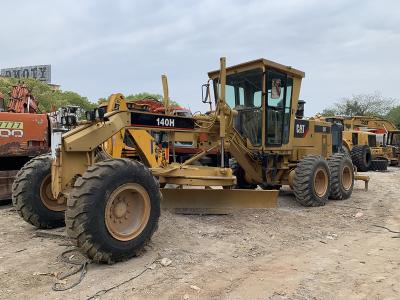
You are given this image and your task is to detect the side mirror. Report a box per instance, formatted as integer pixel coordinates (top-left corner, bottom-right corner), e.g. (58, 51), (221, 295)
(296, 100), (306, 119)
(201, 82), (211, 104)
(201, 80), (213, 111)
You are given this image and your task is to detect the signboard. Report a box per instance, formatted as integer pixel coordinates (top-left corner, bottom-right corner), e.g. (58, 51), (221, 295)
(131, 112), (195, 130)
(1, 65), (51, 83)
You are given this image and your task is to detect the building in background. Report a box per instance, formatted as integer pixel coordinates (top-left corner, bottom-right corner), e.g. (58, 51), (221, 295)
(1, 65), (51, 83)
(0, 64), (60, 90)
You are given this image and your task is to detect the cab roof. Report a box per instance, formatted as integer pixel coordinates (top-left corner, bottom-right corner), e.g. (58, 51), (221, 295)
(208, 58), (305, 79)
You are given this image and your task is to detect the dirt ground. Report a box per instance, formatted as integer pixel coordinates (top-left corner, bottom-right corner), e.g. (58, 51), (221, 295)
(0, 168), (399, 300)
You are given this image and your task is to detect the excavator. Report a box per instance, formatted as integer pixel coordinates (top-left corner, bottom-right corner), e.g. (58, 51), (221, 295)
(0, 83), (81, 201)
(0, 84), (49, 201)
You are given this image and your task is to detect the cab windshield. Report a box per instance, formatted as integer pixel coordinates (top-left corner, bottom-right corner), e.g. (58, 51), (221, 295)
(212, 67), (293, 147)
(389, 132), (400, 146)
(214, 68), (263, 146)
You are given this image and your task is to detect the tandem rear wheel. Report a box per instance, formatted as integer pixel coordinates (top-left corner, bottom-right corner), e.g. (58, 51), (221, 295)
(293, 154), (355, 206)
(293, 155), (331, 207)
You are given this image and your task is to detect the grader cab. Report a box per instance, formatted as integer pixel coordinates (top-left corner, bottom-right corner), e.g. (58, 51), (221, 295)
(13, 58), (360, 263)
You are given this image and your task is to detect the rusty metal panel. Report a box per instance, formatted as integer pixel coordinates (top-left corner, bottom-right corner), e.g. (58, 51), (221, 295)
(0, 170), (18, 201)
(0, 112), (49, 157)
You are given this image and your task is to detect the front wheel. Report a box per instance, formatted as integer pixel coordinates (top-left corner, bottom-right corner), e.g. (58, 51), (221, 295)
(370, 157), (388, 171)
(229, 158), (257, 189)
(351, 145), (371, 172)
(293, 156), (331, 207)
(66, 158), (161, 263)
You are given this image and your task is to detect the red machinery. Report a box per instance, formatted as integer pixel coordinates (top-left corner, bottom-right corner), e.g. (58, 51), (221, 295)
(0, 84), (49, 201)
(127, 97), (191, 116)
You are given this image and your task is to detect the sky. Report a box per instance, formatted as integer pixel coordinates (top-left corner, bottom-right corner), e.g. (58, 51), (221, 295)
(1, 0), (399, 115)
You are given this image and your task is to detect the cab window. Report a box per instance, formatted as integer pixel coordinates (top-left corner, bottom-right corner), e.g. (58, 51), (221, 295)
(215, 68), (263, 146)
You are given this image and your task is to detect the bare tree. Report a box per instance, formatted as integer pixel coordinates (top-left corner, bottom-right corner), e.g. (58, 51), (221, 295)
(322, 91), (397, 117)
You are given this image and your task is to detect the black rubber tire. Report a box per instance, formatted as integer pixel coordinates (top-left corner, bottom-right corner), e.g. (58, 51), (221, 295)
(229, 158), (257, 189)
(293, 155), (331, 207)
(340, 145), (351, 157)
(370, 157), (388, 171)
(260, 184), (281, 190)
(350, 145), (371, 172)
(328, 153), (354, 200)
(66, 158), (161, 264)
(12, 154), (65, 228)
(94, 149), (110, 162)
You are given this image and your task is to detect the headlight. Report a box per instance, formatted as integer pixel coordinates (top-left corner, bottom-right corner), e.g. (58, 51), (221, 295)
(67, 115), (77, 126)
(86, 110), (96, 121)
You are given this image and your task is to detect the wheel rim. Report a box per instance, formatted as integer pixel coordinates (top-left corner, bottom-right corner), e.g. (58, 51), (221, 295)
(341, 165), (353, 191)
(313, 168), (328, 197)
(105, 183), (151, 241)
(40, 175), (65, 211)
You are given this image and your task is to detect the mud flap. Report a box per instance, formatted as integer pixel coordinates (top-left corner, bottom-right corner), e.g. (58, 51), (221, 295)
(160, 188), (278, 214)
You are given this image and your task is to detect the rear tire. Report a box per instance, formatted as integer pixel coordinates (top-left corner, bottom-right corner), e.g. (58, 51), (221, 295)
(12, 154), (65, 228)
(229, 158), (257, 189)
(66, 158), (161, 263)
(293, 156), (331, 207)
(350, 145), (371, 172)
(370, 157), (388, 171)
(340, 145), (351, 157)
(328, 153), (354, 200)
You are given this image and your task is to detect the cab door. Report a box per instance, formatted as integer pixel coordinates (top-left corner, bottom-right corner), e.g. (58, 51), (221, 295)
(265, 69), (293, 147)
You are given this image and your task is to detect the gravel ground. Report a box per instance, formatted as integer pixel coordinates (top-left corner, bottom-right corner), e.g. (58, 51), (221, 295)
(0, 168), (399, 299)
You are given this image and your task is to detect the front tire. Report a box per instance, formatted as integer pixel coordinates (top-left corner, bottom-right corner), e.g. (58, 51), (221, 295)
(350, 145), (371, 172)
(370, 157), (388, 171)
(66, 158), (161, 263)
(12, 154), (65, 228)
(229, 158), (257, 189)
(293, 156), (331, 207)
(328, 153), (354, 200)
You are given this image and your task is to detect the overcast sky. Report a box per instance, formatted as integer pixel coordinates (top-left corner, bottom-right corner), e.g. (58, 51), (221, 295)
(1, 0), (399, 114)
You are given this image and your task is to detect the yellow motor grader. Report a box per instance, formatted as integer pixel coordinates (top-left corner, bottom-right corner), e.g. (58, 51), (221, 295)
(12, 58), (365, 263)
(344, 116), (400, 168)
(316, 116), (388, 171)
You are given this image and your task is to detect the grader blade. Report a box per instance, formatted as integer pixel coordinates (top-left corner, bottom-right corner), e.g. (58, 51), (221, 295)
(160, 188), (278, 214)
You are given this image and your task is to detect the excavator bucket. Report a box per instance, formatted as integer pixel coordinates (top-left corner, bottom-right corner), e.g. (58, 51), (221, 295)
(160, 188), (278, 214)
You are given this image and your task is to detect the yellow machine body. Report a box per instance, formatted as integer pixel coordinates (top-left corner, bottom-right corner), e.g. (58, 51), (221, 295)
(51, 58), (365, 210)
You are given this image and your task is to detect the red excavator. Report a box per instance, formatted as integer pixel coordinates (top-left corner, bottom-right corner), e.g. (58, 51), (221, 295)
(0, 84), (49, 201)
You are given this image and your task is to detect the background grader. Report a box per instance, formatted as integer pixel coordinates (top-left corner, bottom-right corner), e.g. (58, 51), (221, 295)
(344, 116), (400, 168)
(317, 116), (390, 171)
(13, 58), (360, 263)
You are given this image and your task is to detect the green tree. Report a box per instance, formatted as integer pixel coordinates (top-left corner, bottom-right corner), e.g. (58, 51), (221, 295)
(0, 77), (96, 112)
(321, 91), (397, 117)
(386, 106), (400, 129)
(125, 92), (162, 101)
(99, 92), (180, 107)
